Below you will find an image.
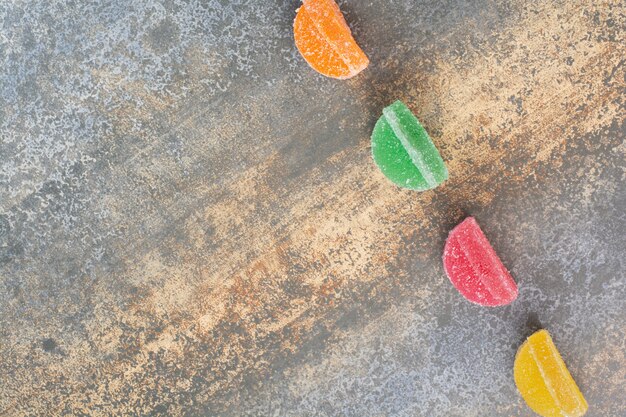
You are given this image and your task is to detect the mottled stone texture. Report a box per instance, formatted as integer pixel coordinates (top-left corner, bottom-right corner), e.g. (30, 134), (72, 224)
(1, 0), (624, 416)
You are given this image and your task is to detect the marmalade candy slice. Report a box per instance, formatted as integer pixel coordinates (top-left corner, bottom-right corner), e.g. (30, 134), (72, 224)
(515, 329), (588, 417)
(443, 217), (518, 306)
(371, 100), (448, 190)
(294, 0), (369, 79)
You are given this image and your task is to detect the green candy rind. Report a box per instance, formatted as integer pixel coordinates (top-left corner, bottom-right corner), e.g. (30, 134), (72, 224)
(371, 100), (448, 191)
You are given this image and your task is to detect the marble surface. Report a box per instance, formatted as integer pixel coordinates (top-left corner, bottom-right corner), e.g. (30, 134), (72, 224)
(1, 0), (624, 415)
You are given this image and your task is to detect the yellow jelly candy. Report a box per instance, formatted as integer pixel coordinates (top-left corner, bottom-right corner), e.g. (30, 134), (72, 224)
(514, 329), (588, 417)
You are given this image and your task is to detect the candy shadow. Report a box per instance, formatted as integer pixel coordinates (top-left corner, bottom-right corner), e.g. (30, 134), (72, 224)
(522, 312), (544, 337)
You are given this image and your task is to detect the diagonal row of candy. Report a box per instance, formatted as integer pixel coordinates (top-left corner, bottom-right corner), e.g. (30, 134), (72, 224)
(292, 1), (589, 416)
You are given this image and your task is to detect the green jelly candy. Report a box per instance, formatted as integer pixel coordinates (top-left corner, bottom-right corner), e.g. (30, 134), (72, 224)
(371, 100), (448, 191)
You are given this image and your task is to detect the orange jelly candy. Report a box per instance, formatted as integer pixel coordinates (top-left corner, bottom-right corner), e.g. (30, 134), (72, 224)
(514, 330), (588, 417)
(294, 0), (369, 79)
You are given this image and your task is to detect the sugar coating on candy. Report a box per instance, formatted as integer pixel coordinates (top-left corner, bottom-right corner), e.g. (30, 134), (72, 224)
(293, 0), (369, 79)
(443, 217), (518, 306)
(371, 100), (448, 190)
(515, 330), (588, 417)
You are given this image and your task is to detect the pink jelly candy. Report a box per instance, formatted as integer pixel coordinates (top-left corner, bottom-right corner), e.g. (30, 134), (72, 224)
(443, 217), (518, 306)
